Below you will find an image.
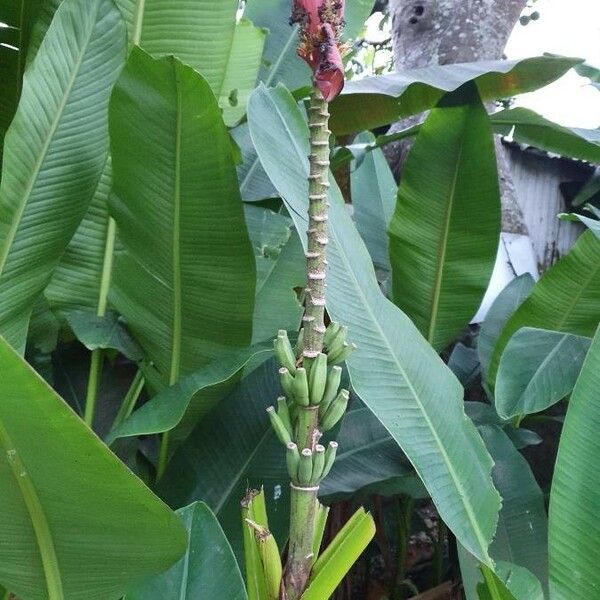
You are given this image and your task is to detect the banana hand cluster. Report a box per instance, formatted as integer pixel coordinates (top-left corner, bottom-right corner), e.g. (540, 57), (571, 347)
(269, 325), (354, 485)
(286, 441), (338, 486)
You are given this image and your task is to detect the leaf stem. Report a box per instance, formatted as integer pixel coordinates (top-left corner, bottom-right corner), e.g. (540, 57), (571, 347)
(83, 215), (116, 428)
(0, 422), (64, 600)
(83, 348), (103, 427)
(109, 369), (145, 435)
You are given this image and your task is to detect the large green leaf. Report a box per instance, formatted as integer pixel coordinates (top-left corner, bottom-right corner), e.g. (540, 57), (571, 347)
(126, 502), (247, 600)
(476, 564), (544, 600)
(478, 275), (535, 383)
(0, 337), (186, 599)
(495, 328), (591, 419)
(248, 84), (501, 565)
(351, 132), (397, 272)
(115, 0), (264, 125)
(45, 159), (113, 314)
(231, 123), (278, 202)
(319, 406), (413, 499)
(245, 0), (375, 90)
(488, 231), (600, 387)
(389, 87), (501, 351)
(330, 56), (580, 134)
(109, 48), (256, 383)
(158, 359), (289, 555)
(0, 0), (126, 352)
(106, 344), (272, 447)
(491, 107), (600, 163)
(549, 326), (600, 600)
(0, 0), (44, 140)
(245, 206), (305, 344)
(460, 426), (547, 600)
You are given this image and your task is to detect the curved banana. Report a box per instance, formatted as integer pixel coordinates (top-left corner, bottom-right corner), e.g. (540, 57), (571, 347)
(267, 406), (292, 445)
(308, 352), (328, 406)
(319, 365), (342, 417)
(293, 367), (310, 407)
(320, 389), (350, 432)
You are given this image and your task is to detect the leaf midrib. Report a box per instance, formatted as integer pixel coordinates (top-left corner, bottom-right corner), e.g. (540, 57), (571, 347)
(0, 6), (96, 276)
(0, 420), (64, 599)
(331, 212), (494, 563)
(264, 23), (299, 87)
(427, 112), (468, 346)
(131, 0), (146, 45)
(170, 64), (183, 386)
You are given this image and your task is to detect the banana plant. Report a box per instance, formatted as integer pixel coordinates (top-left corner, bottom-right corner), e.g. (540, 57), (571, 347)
(241, 3), (375, 599)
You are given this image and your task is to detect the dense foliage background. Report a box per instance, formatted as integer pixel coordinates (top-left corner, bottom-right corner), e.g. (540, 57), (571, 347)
(0, 0), (599, 599)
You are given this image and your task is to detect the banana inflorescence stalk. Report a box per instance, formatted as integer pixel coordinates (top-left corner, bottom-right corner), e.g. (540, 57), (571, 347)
(242, 2), (360, 599)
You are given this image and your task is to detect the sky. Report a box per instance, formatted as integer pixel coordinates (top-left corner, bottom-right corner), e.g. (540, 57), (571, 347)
(505, 0), (600, 128)
(364, 0), (600, 129)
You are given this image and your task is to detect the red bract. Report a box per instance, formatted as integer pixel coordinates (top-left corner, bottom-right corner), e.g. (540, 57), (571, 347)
(315, 23), (345, 102)
(292, 0), (346, 102)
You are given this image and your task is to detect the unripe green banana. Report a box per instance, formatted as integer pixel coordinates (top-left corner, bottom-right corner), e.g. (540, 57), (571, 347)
(246, 520), (282, 600)
(319, 365), (342, 417)
(267, 406), (292, 445)
(276, 396), (293, 435)
(326, 325), (348, 356)
(295, 327), (305, 357)
(298, 448), (313, 485)
(275, 330), (297, 374)
(286, 442), (300, 481)
(308, 352), (328, 406)
(320, 389), (350, 431)
(321, 441), (339, 479)
(323, 321), (341, 347)
(327, 342), (356, 366)
(293, 367), (310, 407)
(279, 367), (295, 399)
(311, 444), (326, 484)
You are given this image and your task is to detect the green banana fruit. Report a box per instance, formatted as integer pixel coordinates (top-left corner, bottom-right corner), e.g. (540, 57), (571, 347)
(246, 520), (282, 600)
(286, 442), (300, 481)
(276, 396), (293, 435)
(325, 324), (348, 356)
(321, 441), (339, 480)
(319, 365), (342, 417)
(308, 352), (328, 406)
(323, 321), (341, 347)
(267, 406), (292, 445)
(311, 444), (326, 484)
(327, 342), (356, 366)
(275, 330), (297, 374)
(293, 367), (310, 407)
(320, 389), (350, 431)
(279, 367), (295, 400)
(298, 448), (314, 485)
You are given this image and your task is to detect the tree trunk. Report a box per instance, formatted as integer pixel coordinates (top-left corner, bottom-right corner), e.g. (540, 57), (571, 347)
(384, 0), (530, 237)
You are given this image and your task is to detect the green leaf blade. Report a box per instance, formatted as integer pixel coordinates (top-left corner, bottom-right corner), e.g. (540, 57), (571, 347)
(549, 326), (600, 600)
(0, 0), (127, 351)
(330, 56), (581, 134)
(389, 87), (501, 350)
(0, 337), (186, 600)
(488, 231), (600, 387)
(495, 327), (591, 419)
(126, 502), (247, 600)
(109, 48), (256, 382)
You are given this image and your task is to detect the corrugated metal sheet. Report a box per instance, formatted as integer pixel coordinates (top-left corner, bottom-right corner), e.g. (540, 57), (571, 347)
(507, 145), (589, 270)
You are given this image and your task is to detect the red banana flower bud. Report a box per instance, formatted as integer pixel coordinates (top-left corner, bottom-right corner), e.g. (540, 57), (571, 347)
(291, 0), (346, 102)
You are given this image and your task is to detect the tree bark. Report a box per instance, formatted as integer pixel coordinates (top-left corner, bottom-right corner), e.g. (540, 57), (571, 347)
(384, 0), (529, 235)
